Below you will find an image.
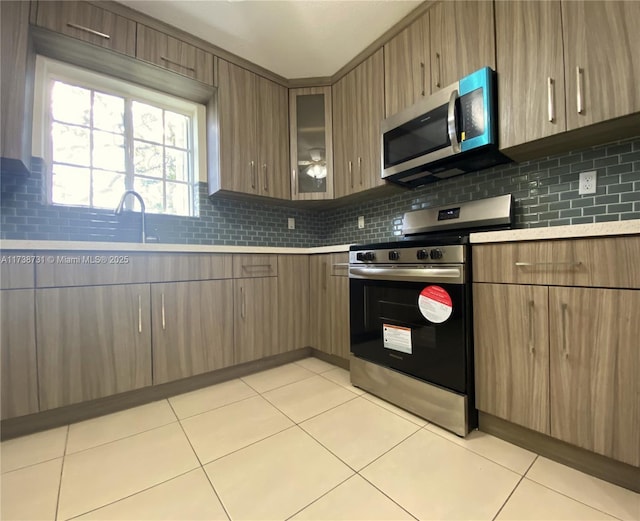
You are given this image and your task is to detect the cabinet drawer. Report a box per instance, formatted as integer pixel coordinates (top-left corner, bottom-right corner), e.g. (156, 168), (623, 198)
(473, 236), (640, 288)
(136, 24), (215, 85)
(147, 254), (232, 282)
(232, 255), (278, 278)
(330, 252), (349, 277)
(35, 1), (136, 56)
(36, 252), (148, 287)
(0, 251), (35, 289)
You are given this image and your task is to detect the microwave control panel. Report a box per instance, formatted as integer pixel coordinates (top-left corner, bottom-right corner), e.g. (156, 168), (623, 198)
(459, 88), (484, 141)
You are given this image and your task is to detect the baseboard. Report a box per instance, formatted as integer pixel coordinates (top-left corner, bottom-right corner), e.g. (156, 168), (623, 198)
(310, 348), (350, 370)
(479, 412), (640, 493)
(1, 347), (312, 440)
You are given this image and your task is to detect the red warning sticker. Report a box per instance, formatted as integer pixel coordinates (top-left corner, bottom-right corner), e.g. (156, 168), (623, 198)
(418, 285), (453, 323)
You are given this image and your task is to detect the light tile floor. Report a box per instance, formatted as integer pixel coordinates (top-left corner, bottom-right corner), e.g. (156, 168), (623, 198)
(2, 357), (638, 521)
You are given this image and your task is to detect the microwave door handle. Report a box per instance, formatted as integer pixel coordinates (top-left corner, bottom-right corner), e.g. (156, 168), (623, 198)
(447, 89), (461, 154)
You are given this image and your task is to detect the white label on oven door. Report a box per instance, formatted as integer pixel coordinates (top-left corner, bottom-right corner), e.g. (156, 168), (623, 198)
(383, 324), (412, 354)
(418, 285), (453, 323)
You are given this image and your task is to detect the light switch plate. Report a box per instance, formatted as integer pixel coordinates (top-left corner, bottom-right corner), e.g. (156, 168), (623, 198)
(358, 216), (365, 229)
(579, 171), (597, 195)
(287, 217), (295, 230)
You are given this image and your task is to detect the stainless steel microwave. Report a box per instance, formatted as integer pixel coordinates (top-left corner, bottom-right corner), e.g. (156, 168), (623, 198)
(381, 67), (509, 188)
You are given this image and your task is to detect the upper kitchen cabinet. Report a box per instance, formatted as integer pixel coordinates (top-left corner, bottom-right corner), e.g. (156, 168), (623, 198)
(213, 59), (289, 200)
(136, 25), (215, 85)
(496, 1), (566, 149)
(429, 1), (495, 93)
(34, 1), (136, 56)
(333, 49), (385, 198)
(290, 87), (334, 200)
(498, 0), (640, 153)
(383, 12), (429, 117)
(562, 1), (640, 130)
(1, 1), (34, 175)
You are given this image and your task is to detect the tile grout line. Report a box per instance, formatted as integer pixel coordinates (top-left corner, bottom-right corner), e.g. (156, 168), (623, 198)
(63, 417), (180, 458)
(240, 365), (319, 394)
(168, 399), (233, 521)
(523, 454), (637, 519)
(491, 454), (539, 521)
(355, 473), (420, 521)
(64, 468), (199, 521)
(283, 474), (355, 520)
(176, 392), (259, 422)
(421, 423), (538, 476)
(523, 474), (629, 521)
(53, 425), (70, 521)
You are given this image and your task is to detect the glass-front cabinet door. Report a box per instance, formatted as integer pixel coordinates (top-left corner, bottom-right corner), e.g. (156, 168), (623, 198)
(289, 87), (333, 200)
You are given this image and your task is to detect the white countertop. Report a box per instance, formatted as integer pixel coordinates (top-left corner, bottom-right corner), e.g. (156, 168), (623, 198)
(0, 240), (352, 254)
(470, 219), (640, 244)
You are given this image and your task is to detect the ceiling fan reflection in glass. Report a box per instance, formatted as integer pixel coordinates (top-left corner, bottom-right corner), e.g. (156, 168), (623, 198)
(303, 147), (327, 184)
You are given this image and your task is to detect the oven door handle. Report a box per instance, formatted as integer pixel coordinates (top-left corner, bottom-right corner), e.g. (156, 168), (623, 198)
(349, 266), (465, 284)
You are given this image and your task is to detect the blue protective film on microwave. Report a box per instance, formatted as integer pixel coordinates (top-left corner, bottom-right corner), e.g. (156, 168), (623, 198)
(459, 67), (495, 151)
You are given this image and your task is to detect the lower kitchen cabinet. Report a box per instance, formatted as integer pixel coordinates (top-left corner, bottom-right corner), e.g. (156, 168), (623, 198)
(473, 236), (640, 467)
(549, 287), (640, 467)
(309, 253), (350, 360)
(234, 277), (278, 364)
(1, 289), (38, 419)
(473, 283), (550, 434)
(277, 255), (310, 352)
(36, 284), (152, 410)
(151, 280), (234, 384)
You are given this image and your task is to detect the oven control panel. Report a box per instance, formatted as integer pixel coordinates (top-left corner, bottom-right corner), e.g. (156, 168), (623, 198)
(350, 245), (466, 265)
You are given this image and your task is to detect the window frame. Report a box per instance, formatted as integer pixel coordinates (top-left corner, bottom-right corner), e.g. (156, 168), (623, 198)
(32, 55), (206, 217)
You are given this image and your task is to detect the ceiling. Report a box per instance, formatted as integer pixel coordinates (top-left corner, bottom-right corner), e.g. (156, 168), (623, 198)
(117, 1), (423, 79)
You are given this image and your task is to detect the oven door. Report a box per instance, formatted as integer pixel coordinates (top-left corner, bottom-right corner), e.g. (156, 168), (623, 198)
(349, 266), (469, 394)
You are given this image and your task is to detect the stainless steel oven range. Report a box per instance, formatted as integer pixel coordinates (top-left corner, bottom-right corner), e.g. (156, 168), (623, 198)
(349, 194), (513, 436)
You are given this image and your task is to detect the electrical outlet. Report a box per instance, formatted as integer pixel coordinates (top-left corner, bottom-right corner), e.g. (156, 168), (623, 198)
(358, 216), (365, 229)
(287, 217), (295, 230)
(579, 171), (597, 195)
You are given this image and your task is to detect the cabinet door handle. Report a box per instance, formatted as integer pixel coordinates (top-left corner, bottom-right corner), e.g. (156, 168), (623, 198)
(420, 62), (426, 96)
(262, 163), (269, 192)
(576, 67), (584, 114)
(435, 53), (441, 88)
(528, 300), (535, 354)
(138, 294), (142, 334)
(358, 157), (363, 186)
(547, 77), (555, 123)
(161, 292), (166, 330)
(242, 264), (272, 269)
(240, 286), (246, 319)
(348, 161), (353, 189)
(66, 22), (110, 39)
(561, 303), (569, 359)
(250, 161), (256, 189)
(160, 56), (195, 72)
(515, 261), (582, 267)
(292, 168), (298, 196)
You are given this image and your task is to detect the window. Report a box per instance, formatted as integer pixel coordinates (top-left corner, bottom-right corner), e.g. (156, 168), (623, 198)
(33, 57), (206, 216)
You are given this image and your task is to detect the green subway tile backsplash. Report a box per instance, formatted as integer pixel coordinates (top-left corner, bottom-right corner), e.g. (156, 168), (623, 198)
(1, 136), (638, 246)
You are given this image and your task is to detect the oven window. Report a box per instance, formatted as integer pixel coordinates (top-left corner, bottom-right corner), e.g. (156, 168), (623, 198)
(384, 103), (450, 168)
(351, 279), (469, 393)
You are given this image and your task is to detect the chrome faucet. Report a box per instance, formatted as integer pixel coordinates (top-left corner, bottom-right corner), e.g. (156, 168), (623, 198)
(115, 190), (146, 243)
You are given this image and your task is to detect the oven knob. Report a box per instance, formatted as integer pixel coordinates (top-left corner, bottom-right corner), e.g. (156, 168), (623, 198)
(364, 251), (376, 261)
(417, 249), (428, 260)
(430, 248), (443, 260)
(388, 250), (400, 261)
(356, 252), (365, 261)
